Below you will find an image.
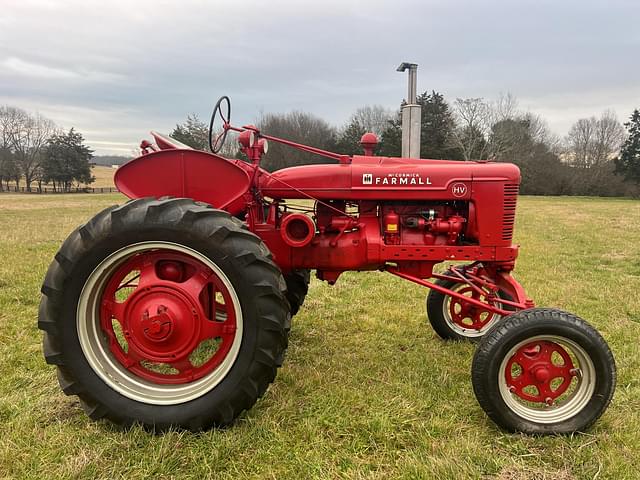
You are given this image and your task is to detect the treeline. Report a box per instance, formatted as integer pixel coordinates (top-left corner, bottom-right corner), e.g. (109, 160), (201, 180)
(93, 155), (129, 167)
(0, 106), (94, 192)
(175, 92), (640, 197)
(5, 91), (638, 197)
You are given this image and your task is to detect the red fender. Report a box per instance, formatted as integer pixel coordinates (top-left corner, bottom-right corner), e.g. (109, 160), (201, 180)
(114, 150), (251, 215)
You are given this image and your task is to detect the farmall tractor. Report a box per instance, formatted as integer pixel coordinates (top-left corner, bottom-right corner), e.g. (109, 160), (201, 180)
(39, 97), (616, 434)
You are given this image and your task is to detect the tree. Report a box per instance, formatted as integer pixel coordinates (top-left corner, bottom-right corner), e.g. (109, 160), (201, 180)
(257, 111), (337, 171)
(490, 113), (558, 163)
(376, 91), (461, 159)
(564, 111), (627, 195)
(0, 106), (22, 189)
(449, 93), (525, 161)
(0, 147), (19, 190)
(0, 107), (16, 190)
(378, 117), (402, 157)
(6, 107), (55, 191)
(417, 91), (462, 159)
(490, 115), (567, 195)
(566, 111), (625, 168)
(336, 119), (366, 155)
(170, 114), (209, 151)
(348, 105), (393, 138)
(42, 128), (94, 191)
(335, 105), (393, 156)
(615, 109), (640, 184)
(449, 97), (491, 160)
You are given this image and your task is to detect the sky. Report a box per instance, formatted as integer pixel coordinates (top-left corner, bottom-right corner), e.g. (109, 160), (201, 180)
(1, 0), (638, 156)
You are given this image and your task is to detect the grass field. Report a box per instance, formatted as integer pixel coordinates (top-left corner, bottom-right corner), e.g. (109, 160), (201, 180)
(88, 165), (117, 188)
(0, 193), (639, 479)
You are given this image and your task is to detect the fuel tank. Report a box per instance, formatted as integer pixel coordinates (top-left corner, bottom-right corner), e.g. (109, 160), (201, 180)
(259, 155), (520, 201)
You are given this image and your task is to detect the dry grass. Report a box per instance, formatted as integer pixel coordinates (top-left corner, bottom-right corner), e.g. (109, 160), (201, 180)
(87, 165), (117, 188)
(0, 194), (639, 479)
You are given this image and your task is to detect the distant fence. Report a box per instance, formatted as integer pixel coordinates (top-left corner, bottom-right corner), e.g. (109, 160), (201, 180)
(0, 186), (118, 194)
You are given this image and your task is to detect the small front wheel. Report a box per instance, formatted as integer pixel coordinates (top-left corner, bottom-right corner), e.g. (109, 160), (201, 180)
(426, 274), (511, 341)
(472, 308), (615, 434)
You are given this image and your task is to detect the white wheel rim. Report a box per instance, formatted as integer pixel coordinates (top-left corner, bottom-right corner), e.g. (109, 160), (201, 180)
(76, 241), (243, 405)
(441, 283), (502, 338)
(498, 335), (596, 424)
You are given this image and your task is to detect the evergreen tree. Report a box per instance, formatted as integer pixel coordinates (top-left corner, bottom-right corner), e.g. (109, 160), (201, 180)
(170, 114), (209, 150)
(336, 120), (366, 155)
(615, 109), (640, 184)
(417, 91), (462, 159)
(378, 117), (402, 157)
(42, 128), (94, 191)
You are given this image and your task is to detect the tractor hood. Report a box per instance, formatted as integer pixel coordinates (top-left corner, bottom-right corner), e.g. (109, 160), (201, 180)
(259, 156), (520, 201)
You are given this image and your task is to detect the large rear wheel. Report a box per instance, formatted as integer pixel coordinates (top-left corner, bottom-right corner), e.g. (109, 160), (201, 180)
(284, 269), (310, 316)
(39, 198), (289, 431)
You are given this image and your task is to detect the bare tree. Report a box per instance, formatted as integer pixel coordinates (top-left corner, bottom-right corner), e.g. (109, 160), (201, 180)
(449, 98), (491, 160)
(566, 111), (625, 168)
(492, 92), (519, 124)
(7, 108), (55, 190)
(348, 105), (394, 137)
(0, 106), (11, 189)
(257, 111), (337, 171)
(0, 106), (23, 188)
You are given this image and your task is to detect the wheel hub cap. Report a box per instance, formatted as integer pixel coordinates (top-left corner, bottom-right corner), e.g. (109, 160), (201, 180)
(97, 248), (239, 386)
(448, 286), (498, 332)
(505, 340), (575, 403)
(126, 288), (199, 359)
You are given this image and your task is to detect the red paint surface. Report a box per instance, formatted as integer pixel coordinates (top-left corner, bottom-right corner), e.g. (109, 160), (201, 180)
(114, 123), (533, 332)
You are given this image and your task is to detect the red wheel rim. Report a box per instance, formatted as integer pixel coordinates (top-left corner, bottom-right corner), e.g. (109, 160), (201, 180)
(448, 286), (497, 331)
(505, 340), (576, 404)
(99, 249), (237, 385)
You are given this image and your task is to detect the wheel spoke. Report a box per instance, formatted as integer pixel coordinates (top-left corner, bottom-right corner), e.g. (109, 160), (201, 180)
(447, 285), (497, 332)
(182, 271), (215, 297)
(171, 358), (196, 381)
(107, 299), (127, 321)
(122, 345), (144, 369)
(537, 381), (555, 401)
(201, 319), (236, 340)
(508, 372), (530, 390)
(137, 256), (161, 289)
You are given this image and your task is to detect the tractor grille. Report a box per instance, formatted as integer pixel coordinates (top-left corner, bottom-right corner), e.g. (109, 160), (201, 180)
(502, 183), (519, 241)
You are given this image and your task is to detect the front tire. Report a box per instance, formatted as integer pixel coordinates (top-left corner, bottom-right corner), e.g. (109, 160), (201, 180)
(39, 198), (289, 431)
(426, 273), (510, 341)
(472, 308), (615, 434)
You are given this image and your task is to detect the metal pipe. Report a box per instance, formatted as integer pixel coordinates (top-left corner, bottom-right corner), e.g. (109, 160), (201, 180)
(386, 267), (529, 316)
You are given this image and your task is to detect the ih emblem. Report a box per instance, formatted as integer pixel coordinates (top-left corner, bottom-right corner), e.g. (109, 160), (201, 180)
(362, 173), (373, 185)
(451, 183), (468, 197)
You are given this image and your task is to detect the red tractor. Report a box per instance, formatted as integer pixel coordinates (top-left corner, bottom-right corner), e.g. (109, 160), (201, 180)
(39, 96), (615, 434)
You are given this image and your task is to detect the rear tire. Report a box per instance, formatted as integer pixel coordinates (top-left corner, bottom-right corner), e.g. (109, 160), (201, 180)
(284, 269), (310, 316)
(39, 197), (289, 431)
(472, 308), (615, 434)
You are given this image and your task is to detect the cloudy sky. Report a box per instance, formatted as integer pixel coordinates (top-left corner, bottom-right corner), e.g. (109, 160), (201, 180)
(1, 0), (638, 155)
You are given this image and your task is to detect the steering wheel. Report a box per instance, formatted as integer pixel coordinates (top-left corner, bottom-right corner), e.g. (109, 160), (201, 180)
(208, 96), (231, 153)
